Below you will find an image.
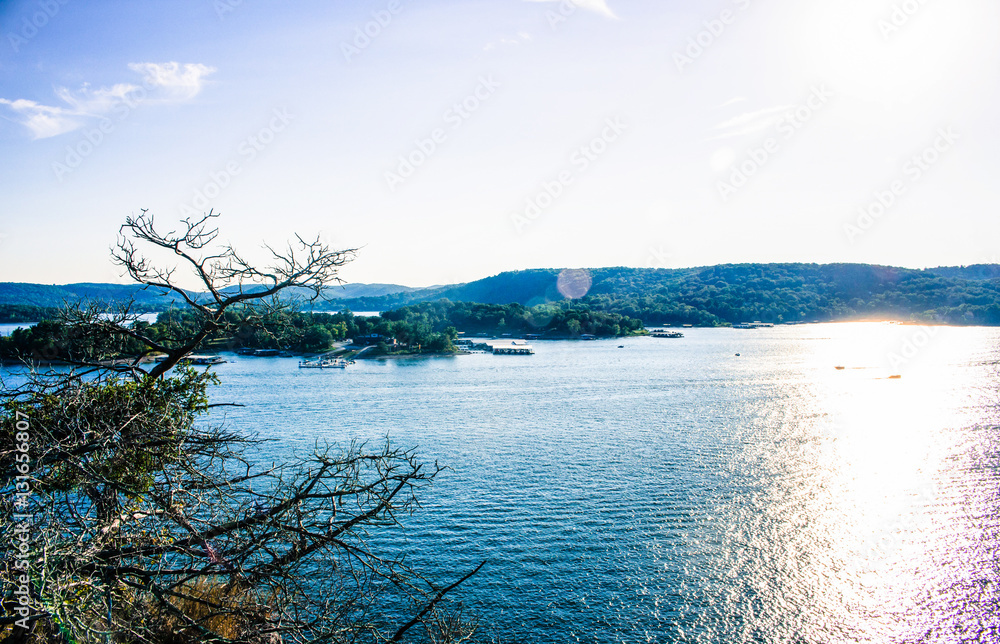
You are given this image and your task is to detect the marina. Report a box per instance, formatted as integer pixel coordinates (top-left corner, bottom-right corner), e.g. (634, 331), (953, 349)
(459, 339), (536, 355)
(298, 357), (354, 369)
(733, 322), (775, 329)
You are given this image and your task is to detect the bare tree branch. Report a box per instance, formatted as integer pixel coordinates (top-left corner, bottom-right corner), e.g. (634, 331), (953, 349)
(2, 212), (482, 644)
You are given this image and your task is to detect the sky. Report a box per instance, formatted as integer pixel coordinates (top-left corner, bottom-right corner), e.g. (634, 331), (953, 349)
(1, 0), (998, 288)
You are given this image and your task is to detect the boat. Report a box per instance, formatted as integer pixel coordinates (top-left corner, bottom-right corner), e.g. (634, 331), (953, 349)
(298, 357), (353, 369)
(650, 329), (684, 338)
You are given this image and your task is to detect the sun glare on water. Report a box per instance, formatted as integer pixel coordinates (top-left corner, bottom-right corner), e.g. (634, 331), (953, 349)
(706, 323), (999, 643)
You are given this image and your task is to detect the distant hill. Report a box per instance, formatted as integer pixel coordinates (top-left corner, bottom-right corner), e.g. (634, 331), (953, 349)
(0, 281), (417, 309)
(0, 283), (181, 309)
(330, 264), (1000, 326)
(915, 264), (1000, 281)
(5, 263), (1000, 326)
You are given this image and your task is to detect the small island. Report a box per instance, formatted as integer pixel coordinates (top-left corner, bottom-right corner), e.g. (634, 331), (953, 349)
(0, 300), (648, 365)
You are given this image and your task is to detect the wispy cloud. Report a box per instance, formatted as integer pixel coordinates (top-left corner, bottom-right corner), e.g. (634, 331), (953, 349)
(484, 31), (532, 51)
(53, 83), (141, 116)
(0, 98), (82, 138)
(523, 0), (617, 19)
(0, 62), (216, 139)
(708, 104), (794, 141)
(128, 62), (216, 101)
(717, 96), (748, 108)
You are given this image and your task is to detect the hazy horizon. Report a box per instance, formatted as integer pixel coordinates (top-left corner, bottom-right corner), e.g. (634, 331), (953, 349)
(3, 259), (999, 292)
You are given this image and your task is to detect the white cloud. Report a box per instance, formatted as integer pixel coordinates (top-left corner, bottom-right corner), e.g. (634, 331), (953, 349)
(484, 31), (533, 51)
(717, 96), (748, 108)
(708, 104), (795, 141)
(54, 83), (141, 116)
(127, 62), (216, 101)
(523, 0), (617, 19)
(0, 62), (216, 139)
(0, 98), (81, 139)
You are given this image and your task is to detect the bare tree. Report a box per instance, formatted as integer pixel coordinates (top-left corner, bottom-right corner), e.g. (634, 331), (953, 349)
(105, 209), (356, 379)
(1, 212), (484, 644)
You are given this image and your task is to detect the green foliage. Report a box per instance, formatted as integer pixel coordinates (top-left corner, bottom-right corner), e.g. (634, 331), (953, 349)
(1, 215), (486, 643)
(2, 368), (215, 501)
(7, 263), (1000, 327)
(325, 264), (1000, 327)
(0, 282), (181, 309)
(0, 318), (152, 362)
(9, 263), (1000, 366)
(0, 304), (61, 323)
(0, 308), (359, 361)
(380, 300), (646, 339)
(581, 263), (1000, 326)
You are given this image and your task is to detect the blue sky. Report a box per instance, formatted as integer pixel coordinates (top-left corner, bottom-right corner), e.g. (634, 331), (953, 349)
(1, 0), (998, 287)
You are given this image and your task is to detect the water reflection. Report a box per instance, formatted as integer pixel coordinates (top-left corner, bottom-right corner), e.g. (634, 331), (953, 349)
(706, 324), (1000, 643)
(8, 323), (995, 641)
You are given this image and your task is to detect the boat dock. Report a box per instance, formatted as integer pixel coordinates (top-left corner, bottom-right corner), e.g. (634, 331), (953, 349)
(733, 322), (775, 329)
(491, 342), (535, 355)
(299, 357), (354, 369)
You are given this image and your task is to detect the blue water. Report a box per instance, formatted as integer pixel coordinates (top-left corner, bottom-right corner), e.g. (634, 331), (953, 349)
(0, 314), (158, 337)
(11, 323), (999, 642)
(205, 323), (1000, 642)
(0, 322), (32, 336)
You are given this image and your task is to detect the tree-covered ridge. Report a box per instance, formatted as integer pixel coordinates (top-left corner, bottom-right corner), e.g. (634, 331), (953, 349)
(7, 263), (1000, 327)
(0, 283), (183, 309)
(339, 264), (1000, 326)
(576, 264), (1000, 326)
(0, 305), (61, 323)
(0, 281), (417, 309)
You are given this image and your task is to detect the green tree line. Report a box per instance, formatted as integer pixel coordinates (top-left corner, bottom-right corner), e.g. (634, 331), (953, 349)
(0, 305), (61, 323)
(328, 264), (1000, 327)
(0, 300), (647, 363)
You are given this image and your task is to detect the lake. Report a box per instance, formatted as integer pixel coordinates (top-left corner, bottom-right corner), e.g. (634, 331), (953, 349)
(0, 313), (159, 337)
(3, 322), (997, 642)
(0, 323), (33, 337)
(200, 322), (999, 643)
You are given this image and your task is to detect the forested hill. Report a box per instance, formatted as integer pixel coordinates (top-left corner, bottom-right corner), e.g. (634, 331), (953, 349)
(5, 263), (1000, 326)
(334, 263), (1000, 326)
(0, 281), (417, 309)
(0, 282), (181, 309)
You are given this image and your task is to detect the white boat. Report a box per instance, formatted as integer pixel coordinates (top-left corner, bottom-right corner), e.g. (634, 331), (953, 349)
(298, 357), (353, 369)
